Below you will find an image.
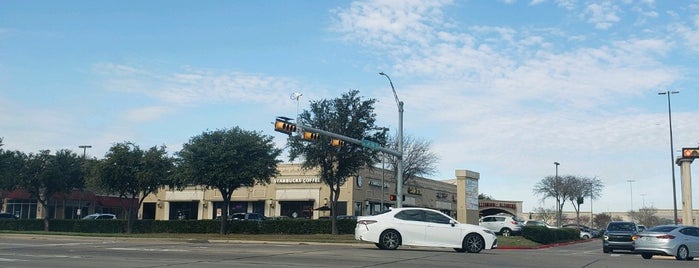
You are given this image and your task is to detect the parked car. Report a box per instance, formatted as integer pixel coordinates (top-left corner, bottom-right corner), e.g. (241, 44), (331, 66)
(633, 224), (699, 260)
(231, 212), (266, 221)
(479, 214), (524, 236)
(562, 223), (600, 237)
(355, 207), (497, 253)
(603, 221), (639, 253)
(524, 220), (556, 228)
(81, 213), (116, 220)
(637, 224), (647, 232)
(0, 213), (19, 220)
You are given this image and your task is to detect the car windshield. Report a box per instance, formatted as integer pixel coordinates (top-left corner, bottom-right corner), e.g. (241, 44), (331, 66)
(647, 226), (678, 232)
(608, 223), (635, 231)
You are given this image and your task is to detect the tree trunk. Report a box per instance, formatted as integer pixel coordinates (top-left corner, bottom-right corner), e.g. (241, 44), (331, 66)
(220, 192), (231, 235)
(330, 186), (339, 235)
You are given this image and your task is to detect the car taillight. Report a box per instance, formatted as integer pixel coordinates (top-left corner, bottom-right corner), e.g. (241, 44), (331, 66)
(655, 235), (675, 239)
(511, 221), (517, 225)
(357, 220), (377, 225)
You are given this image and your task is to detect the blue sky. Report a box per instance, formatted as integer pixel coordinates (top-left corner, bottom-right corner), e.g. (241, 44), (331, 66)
(2, 0), (698, 214)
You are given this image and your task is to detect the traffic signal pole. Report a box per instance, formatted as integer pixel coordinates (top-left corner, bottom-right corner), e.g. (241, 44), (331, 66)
(295, 123), (402, 158)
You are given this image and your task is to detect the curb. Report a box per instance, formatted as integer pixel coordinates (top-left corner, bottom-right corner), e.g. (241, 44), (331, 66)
(497, 238), (597, 250)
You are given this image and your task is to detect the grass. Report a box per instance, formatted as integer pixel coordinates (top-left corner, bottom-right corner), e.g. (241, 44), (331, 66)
(2, 231), (542, 248)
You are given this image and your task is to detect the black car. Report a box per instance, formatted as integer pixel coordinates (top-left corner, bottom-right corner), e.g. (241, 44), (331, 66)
(603, 221), (639, 253)
(0, 212), (19, 219)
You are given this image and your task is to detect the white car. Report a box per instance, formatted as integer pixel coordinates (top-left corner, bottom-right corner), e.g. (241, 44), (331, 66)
(355, 207), (497, 253)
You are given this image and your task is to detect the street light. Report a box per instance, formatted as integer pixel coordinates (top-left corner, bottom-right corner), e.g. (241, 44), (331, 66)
(78, 145), (92, 159)
(379, 72), (404, 208)
(659, 90), (679, 225)
(373, 127), (390, 210)
(627, 179), (635, 211)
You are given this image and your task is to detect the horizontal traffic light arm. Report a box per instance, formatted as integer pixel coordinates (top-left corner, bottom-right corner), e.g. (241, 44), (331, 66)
(296, 123), (402, 157)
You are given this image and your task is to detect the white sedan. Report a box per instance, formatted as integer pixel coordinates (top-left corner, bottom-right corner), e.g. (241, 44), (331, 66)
(355, 207), (498, 253)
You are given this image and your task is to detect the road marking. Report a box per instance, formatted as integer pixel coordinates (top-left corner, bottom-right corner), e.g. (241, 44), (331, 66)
(107, 247), (187, 252)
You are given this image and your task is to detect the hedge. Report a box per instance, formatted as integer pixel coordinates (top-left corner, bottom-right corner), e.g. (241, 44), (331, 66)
(0, 218), (356, 235)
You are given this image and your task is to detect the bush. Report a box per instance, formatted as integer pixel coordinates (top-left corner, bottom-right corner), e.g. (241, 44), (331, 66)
(522, 226), (579, 244)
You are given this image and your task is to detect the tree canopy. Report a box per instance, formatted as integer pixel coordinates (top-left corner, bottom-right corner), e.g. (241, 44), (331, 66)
(384, 134), (438, 185)
(533, 174), (604, 227)
(93, 142), (175, 233)
(177, 127), (281, 234)
(287, 89), (381, 234)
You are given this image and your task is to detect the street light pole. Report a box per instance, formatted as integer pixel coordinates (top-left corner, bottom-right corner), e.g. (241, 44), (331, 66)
(554, 162), (560, 227)
(659, 90), (679, 224)
(373, 127), (390, 210)
(627, 179), (635, 211)
(379, 72), (404, 208)
(78, 145), (92, 159)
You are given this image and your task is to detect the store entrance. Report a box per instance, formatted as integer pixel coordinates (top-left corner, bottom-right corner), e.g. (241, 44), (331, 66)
(279, 201), (313, 219)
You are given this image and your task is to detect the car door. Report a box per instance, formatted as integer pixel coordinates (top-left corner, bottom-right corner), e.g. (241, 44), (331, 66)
(423, 210), (462, 247)
(681, 227), (699, 256)
(480, 217), (494, 231)
(393, 210), (428, 246)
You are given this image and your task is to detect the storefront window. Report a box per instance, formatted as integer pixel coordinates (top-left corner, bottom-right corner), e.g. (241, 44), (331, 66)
(5, 199), (37, 219)
(280, 201), (313, 219)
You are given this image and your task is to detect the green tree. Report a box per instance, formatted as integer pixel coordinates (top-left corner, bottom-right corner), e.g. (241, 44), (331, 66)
(287, 90), (381, 234)
(93, 142), (175, 233)
(18, 149), (85, 231)
(0, 139), (23, 193)
(177, 127), (281, 234)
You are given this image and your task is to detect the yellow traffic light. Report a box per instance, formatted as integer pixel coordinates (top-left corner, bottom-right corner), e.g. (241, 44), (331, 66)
(330, 139), (345, 147)
(302, 131), (319, 141)
(683, 148), (699, 159)
(274, 119), (297, 135)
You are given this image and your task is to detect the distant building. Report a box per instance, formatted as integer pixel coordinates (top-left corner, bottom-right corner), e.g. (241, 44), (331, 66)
(0, 189), (136, 219)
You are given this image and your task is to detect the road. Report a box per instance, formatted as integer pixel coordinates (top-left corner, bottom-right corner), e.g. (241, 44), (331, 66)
(0, 235), (693, 268)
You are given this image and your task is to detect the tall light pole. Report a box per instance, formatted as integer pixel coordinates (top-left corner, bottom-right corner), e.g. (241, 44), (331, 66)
(379, 72), (404, 208)
(659, 90), (679, 224)
(627, 179), (635, 211)
(373, 127), (390, 210)
(78, 145), (92, 159)
(554, 162), (560, 227)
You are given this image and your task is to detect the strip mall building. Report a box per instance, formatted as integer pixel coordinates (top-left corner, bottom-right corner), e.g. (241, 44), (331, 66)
(141, 164), (521, 223)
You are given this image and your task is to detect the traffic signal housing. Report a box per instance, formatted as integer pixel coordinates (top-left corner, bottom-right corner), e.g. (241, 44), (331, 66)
(330, 138), (345, 147)
(274, 118), (297, 136)
(302, 131), (319, 141)
(683, 148), (699, 159)
(388, 194), (404, 202)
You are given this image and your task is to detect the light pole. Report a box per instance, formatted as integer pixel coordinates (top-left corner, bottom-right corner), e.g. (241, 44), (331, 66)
(554, 162), (560, 227)
(659, 90), (679, 224)
(379, 72), (404, 208)
(627, 180), (635, 211)
(78, 145), (92, 159)
(373, 127), (390, 210)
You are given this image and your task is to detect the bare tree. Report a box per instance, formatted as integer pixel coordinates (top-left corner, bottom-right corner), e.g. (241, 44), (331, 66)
(567, 176), (604, 226)
(532, 207), (556, 223)
(628, 206), (661, 227)
(384, 134), (439, 186)
(593, 213), (612, 229)
(533, 175), (572, 227)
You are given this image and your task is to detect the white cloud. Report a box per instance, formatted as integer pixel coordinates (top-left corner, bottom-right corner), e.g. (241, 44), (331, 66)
(584, 1), (621, 29)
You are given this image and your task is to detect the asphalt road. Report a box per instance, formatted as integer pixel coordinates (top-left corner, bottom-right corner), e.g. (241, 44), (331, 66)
(0, 235), (693, 268)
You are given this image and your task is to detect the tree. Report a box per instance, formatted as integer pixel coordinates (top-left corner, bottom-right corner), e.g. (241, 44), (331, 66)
(93, 142), (175, 234)
(287, 90), (381, 234)
(478, 193), (493, 200)
(532, 207), (556, 223)
(628, 206), (661, 227)
(593, 213), (612, 229)
(177, 127), (281, 234)
(384, 134), (438, 186)
(17, 149), (85, 231)
(533, 175), (572, 227)
(0, 139), (23, 193)
(567, 176), (604, 226)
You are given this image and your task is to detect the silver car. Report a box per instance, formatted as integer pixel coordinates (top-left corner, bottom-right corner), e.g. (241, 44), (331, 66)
(633, 225), (699, 261)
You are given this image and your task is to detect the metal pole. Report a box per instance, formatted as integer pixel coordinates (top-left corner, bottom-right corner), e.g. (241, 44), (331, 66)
(659, 90), (679, 224)
(380, 72), (404, 208)
(627, 180), (635, 211)
(554, 162), (560, 227)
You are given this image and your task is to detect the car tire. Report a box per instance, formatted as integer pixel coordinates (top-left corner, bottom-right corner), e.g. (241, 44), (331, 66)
(463, 233), (484, 253)
(641, 253), (653, 259)
(676, 245), (689, 260)
(500, 228), (512, 237)
(603, 247), (610, 253)
(379, 230), (401, 250)
(582, 235), (589, 239)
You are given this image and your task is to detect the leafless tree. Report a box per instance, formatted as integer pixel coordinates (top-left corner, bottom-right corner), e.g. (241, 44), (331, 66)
(384, 134), (439, 186)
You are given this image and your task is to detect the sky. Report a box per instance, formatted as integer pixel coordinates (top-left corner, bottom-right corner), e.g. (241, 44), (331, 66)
(1, 0), (698, 214)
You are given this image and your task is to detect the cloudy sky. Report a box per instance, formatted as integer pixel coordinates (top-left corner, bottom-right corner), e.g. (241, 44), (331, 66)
(1, 0), (698, 214)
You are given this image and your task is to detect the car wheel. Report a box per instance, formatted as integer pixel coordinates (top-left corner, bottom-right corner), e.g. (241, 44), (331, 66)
(500, 228), (512, 237)
(603, 247), (610, 253)
(374, 243), (385, 249)
(582, 235), (589, 239)
(463, 233), (484, 253)
(379, 230), (401, 250)
(676, 245), (689, 260)
(641, 253), (653, 259)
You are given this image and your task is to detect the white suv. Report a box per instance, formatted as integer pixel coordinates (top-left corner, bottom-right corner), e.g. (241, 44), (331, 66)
(479, 214), (524, 236)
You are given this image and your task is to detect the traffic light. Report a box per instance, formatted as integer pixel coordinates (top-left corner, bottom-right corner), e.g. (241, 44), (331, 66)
(302, 131), (319, 141)
(683, 148), (699, 159)
(330, 138), (345, 147)
(389, 194), (396, 201)
(274, 118), (296, 136)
